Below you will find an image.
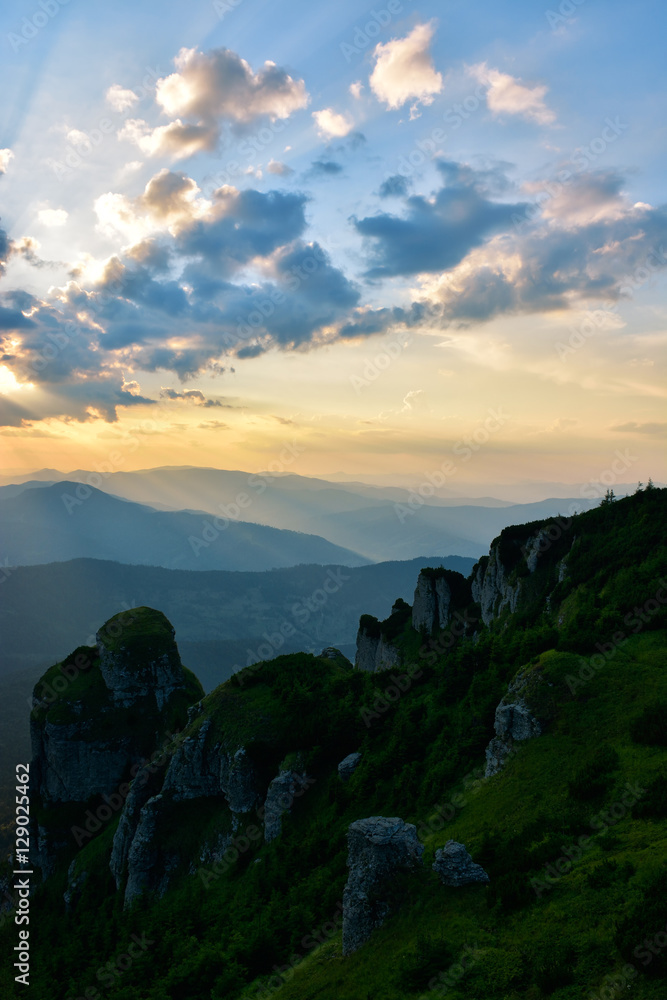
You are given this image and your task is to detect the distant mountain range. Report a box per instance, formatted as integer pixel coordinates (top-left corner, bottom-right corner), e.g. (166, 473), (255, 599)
(0, 467), (604, 563)
(0, 482), (370, 571)
(0, 554), (476, 688)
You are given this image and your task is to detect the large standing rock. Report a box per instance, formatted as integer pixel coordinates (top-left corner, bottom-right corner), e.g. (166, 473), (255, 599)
(342, 817), (423, 955)
(432, 841), (489, 886)
(29, 610), (203, 878)
(484, 673), (542, 777)
(354, 618), (380, 672)
(412, 571), (452, 634)
(96, 608), (187, 710)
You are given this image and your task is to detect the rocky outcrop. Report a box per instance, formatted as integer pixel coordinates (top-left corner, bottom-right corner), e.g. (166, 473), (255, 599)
(263, 770), (310, 842)
(338, 752), (362, 782)
(342, 816), (423, 955)
(354, 618), (381, 672)
(412, 571), (452, 633)
(96, 608), (187, 710)
(471, 549), (522, 627)
(485, 673), (542, 777)
(354, 617), (401, 673)
(123, 794), (179, 908)
(432, 841), (489, 886)
(110, 764), (162, 891)
(29, 608), (203, 879)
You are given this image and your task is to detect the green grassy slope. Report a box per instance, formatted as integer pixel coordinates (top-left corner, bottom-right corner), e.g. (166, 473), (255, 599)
(0, 488), (665, 1000)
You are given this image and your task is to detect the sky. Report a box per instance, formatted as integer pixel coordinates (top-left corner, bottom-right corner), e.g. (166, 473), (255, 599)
(0, 0), (665, 492)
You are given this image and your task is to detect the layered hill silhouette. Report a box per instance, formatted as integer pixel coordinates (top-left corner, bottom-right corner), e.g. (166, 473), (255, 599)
(0, 482), (370, 571)
(0, 467), (604, 561)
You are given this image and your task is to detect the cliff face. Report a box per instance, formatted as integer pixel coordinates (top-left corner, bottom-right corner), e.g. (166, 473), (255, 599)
(29, 608), (203, 876)
(354, 601), (411, 672)
(412, 570), (452, 633)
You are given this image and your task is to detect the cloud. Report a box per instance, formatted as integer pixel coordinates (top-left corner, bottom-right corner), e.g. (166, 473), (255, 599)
(106, 84), (139, 113)
(469, 63), (556, 124)
(37, 208), (68, 227)
(118, 117), (219, 159)
(267, 159), (293, 176)
(160, 387), (230, 407)
(312, 108), (354, 138)
(416, 171), (667, 324)
(0, 149), (13, 175)
(378, 174), (411, 198)
(156, 46), (308, 125)
(350, 81), (363, 100)
(354, 160), (528, 278)
(369, 23), (443, 110)
(610, 421), (667, 434)
(309, 160), (343, 177)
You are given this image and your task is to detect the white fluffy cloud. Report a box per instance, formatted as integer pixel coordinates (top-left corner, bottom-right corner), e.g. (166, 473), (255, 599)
(312, 108), (354, 138)
(470, 63), (555, 124)
(106, 84), (139, 113)
(155, 47), (309, 124)
(370, 22), (443, 110)
(0, 149), (13, 174)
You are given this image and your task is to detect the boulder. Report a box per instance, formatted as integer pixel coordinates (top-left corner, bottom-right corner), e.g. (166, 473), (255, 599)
(432, 841), (489, 886)
(338, 752), (362, 783)
(342, 816), (423, 955)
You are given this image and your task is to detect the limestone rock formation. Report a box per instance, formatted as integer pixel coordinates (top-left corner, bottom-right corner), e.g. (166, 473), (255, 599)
(342, 816), (423, 955)
(485, 673), (542, 777)
(471, 548), (522, 627)
(263, 770), (310, 842)
(432, 841), (489, 886)
(122, 794), (179, 908)
(354, 614), (402, 673)
(96, 607), (188, 710)
(338, 752), (362, 782)
(412, 570), (452, 634)
(29, 608), (202, 879)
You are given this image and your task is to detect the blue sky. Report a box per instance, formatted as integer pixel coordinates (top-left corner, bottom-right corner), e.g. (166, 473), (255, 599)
(0, 0), (665, 489)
